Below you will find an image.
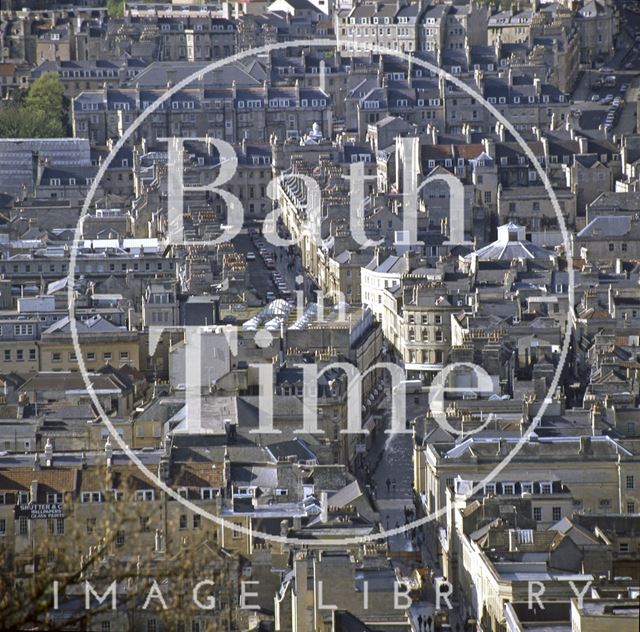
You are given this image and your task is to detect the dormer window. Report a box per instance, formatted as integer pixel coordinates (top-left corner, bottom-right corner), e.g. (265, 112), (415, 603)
(81, 491), (103, 503)
(501, 482), (515, 495)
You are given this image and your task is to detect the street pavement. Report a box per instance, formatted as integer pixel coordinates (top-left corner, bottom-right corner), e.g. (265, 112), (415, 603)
(245, 220), (464, 628)
(373, 432), (416, 551)
(231, 230), (280, 301)
(361, 393), (473, 630)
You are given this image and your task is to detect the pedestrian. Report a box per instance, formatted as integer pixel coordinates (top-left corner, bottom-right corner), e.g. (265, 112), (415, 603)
(426, 615), (432, 631)
(386, 478), (391, 494)
(392, 481), (396, 497)
(417, 614), (423, 631)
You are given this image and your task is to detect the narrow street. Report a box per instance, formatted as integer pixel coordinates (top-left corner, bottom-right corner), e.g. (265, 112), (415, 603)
(372, 432), (415, 551)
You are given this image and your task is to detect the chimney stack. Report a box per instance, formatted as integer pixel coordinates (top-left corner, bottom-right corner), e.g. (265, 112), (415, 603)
(577, 136), (588, 154)
(579, 436), (592, 455)
(105, 436), (113, 467)
(44, 438), (53, 467)
(320, 491), (328, 522)
(533, 77), (541, 96)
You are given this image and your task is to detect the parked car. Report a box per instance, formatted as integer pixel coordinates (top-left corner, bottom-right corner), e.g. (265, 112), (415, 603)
(590, 94), (600, 102)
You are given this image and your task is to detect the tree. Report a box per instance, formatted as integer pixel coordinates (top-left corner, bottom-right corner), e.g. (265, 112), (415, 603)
(0, 468), (240, 631)
(24, 72), (66, 135)
(107, 0), (125, 18)
(0, 105), (63, 138)
(0, 73), (66, 138)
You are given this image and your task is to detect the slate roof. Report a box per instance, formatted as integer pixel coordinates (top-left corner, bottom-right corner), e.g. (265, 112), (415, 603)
(43, 314), (125, 335)
(588, 192), (640, 213)
(0, 138), (92, 196)
(577, 216), (632, 239)
(465, 223), (555, 262)
(265, 439), (317, 463)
